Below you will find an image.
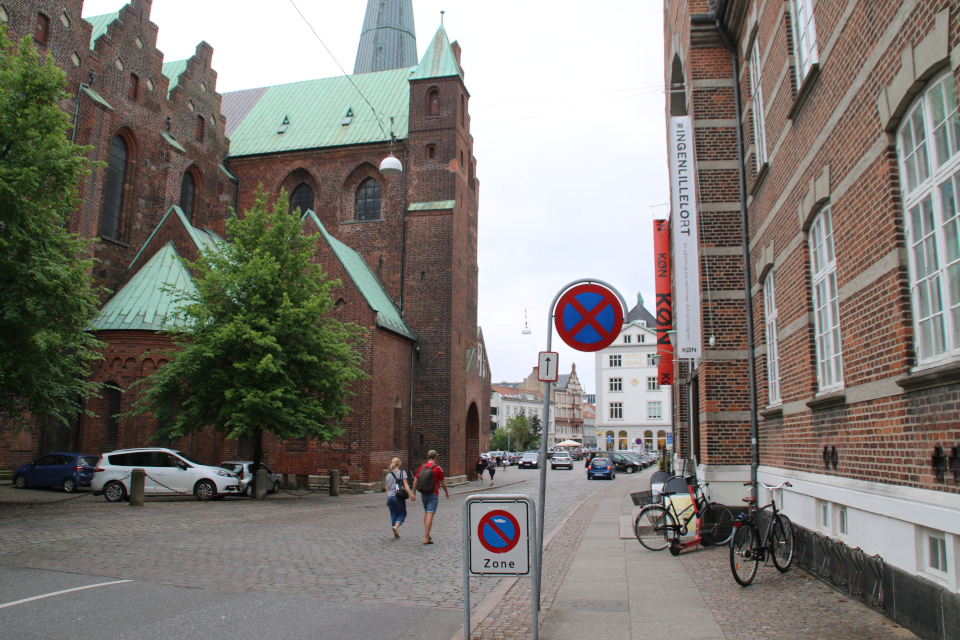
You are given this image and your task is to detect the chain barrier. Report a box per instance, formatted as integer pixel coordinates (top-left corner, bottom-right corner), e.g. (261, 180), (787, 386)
(1, 473), (131, 506)
(143, 473), (199, 497)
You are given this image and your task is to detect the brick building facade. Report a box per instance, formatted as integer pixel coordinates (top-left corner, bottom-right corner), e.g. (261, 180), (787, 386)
(664, 0), (960, 634)
(1, 0), (490, 483)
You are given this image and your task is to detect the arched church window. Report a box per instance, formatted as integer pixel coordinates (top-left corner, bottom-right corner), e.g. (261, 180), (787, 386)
(179, 171), (195, 222)
(290, 182), (314, 215)
(428, 89), (440, 117)
(101, 135), (128, 240)
(356, 178), (381, 221)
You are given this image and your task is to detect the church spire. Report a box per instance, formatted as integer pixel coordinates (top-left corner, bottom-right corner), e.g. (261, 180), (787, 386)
(353, 0), (417, 75)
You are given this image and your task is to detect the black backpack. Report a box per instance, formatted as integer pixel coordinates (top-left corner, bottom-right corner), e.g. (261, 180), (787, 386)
(416, 463), (435, 494)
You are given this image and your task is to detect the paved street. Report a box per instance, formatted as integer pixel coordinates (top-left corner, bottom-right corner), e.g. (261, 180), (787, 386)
(0, 464), (916, 639)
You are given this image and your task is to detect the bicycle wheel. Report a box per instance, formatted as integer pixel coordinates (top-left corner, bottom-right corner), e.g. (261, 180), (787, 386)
(635, 505), (677, 551)
(702, 502), (735, 546)
(730, 522), (760, 586)
(771, 514), (795, 572)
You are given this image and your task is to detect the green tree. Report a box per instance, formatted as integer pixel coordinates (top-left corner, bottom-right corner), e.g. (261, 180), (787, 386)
(0, 28), (104, 425)
(489, 426), (508, 451)
(528, 414), (542, 437)
(131, 186), (367, 473)
(506, 414), (539, 452)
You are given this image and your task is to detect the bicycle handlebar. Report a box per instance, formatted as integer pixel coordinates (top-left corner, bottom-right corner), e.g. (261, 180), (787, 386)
(758, 481), (792, 490)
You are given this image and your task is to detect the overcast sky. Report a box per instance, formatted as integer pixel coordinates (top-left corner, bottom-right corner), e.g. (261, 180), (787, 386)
(81, 0), (669, 396)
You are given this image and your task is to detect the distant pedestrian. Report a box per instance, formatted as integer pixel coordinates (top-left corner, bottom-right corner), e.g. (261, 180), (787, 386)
(415, 450), (449, 545)
(496, 455), (504, 470)
(475, 456), (486, 485)
(386, 457), (412, 539)
(487, 456), (497, 486)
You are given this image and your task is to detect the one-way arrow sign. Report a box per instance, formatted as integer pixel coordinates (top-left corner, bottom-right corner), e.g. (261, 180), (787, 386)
(538, 352), (559, 382)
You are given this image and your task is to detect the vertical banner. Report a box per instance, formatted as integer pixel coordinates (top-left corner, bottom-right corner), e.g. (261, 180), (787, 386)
(653, 219), (673, 385)
(669, 116), (702, 359)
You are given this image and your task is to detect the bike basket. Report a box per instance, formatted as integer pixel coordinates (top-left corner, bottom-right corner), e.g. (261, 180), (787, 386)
(631, 490), (655, 506)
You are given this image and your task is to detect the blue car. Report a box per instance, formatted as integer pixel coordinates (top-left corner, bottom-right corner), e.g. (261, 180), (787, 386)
(587, 456), (616, 480)
(13, 452), (98, 493)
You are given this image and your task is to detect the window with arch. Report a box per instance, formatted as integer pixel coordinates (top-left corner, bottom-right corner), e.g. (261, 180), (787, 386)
(290, 182), (314, 214)
(34, 13), (48, 44)
(605, 430), (614, 451)
(427, 89), (440, 116)
(355, 177), (381, 221)
(644, 430), (653, 450)
(618, 431), (628, 450)
(105, 383), (121, 447)
(809, 206), (842, 391)
(128, 73), (139, 100)
(101, 135), (128, 240)
(899, 71), (960, 365)
(195, 115), (204, 141)
(427, 144), (436, 159)
(460, 94), (465, 125)
(179, 171), (196, 222)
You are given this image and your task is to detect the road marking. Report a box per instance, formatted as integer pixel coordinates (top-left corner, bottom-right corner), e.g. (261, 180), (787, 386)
(0, 580), (132, 609)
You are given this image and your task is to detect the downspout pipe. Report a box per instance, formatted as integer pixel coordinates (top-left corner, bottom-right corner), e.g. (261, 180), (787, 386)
(691, 1), (761, 497)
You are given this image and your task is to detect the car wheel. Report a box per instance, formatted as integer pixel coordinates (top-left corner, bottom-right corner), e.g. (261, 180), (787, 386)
(626, 466), (635, 474)
(103, 481), (126, 502)
(14, 474), (27, 489)
(194, 479), (217, 501)
(272, 480), (280, 494)
(62, 478), (77, 493)
(244, 484), (254, 498)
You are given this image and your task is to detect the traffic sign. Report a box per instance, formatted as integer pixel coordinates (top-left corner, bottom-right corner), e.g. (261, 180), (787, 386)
(666, 433), (673, 445)
(554, 284), (624, 352)
(537, 352), (559, 382)
(468, 500), (531, 575)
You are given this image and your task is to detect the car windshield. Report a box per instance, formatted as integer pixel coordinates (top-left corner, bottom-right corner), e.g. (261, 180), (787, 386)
(591, 458), (610, 466)
(522, 453), (538, 459)
(76, 456), (98, 466)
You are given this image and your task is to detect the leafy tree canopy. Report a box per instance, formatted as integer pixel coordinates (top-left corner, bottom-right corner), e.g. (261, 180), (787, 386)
(130, 186), (367, 468)
(0, 28), (104, 424)
(503, 414), (540, 452)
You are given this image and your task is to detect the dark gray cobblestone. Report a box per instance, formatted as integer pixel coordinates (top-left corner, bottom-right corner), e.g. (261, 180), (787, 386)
(679, 546), (917, 640)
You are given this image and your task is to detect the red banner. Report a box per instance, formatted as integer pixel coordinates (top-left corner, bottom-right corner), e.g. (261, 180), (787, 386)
(654, 219), (673, 386)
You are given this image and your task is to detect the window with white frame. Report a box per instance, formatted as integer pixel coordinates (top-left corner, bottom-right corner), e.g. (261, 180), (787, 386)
(648, 401), (662, 419)
(610, 402), (623, 419)
(764, 272), (781, 404)
(809, 207), (843, 392)
(817, 499), (830, 532)
(647, 377), (660, 391)
(790, 0), (818, 83)
(609, 355), (621, 367)
(899, 72), (960, 365)
(609, 377), (622, 392)
(624, 334), (631, 344)
(647, 353), (657, 366)
(749, 37), (767, 170)
(640, 334), (645, 342)
(837, 505), (848, 537)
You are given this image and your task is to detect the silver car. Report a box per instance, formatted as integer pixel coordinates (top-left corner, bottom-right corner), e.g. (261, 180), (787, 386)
(219, 461), (281, 496)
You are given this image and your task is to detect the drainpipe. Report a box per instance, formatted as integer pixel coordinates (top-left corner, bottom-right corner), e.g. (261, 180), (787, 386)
(691, 0), (761, 496)
(399, 141), (408, 312)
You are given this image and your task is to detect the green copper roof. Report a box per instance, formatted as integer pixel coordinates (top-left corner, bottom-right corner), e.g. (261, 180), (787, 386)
(162, 59), (188, 98)
(219, 164), (238, 182)
(222, 67), (411, 157)
(303, 211), (415, 340)
(160, 131), (186, 153)
(85, 12), (118, 50)
(354, 0), (417, 74)
(92, 242), (196, 331)
(82, 86), (113, 111)
(410, 26), (462, 81)
(408, 200), (455, 211)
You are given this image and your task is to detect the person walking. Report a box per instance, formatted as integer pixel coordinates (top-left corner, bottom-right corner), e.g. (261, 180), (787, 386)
(414, 450), (449, 545)
(475, 456), (486, 486)
(496, 454), (504, 470)
(487, 456), (497, 486)
(386, 457), (412, 538)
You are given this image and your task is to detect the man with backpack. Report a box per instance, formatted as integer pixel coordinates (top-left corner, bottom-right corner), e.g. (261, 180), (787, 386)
(414, 450), (449, 545)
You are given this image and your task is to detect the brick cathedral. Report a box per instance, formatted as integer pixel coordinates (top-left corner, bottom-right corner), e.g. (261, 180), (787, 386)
(0, 0), (491, 481)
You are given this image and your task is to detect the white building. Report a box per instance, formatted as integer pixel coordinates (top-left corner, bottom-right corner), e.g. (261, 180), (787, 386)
(594, 297), (672, 451)
(490, 384), (552, 436)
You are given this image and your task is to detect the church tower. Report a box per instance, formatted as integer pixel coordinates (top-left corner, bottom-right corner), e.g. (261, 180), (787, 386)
(353, 0), (417, 74)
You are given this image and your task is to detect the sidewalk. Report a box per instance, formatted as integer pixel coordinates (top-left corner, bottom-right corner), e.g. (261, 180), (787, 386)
(469, 468), (916, 640)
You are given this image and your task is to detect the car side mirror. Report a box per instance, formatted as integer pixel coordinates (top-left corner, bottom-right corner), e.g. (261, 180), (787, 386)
(178, 462), (188, 470)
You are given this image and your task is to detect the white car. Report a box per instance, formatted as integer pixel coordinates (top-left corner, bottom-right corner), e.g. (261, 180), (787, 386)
(550, 452), (574, 470)
(91, 448), (241, 502)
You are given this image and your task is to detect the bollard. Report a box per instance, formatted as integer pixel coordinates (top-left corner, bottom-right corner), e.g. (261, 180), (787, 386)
(130, 468), (145, 507)
(330, 469), (340, 497)
(254, 469), (269, 500)
(285, 473), (298, 490)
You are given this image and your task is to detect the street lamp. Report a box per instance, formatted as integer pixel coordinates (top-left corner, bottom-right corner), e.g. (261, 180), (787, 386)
(522, 309), (532, 335)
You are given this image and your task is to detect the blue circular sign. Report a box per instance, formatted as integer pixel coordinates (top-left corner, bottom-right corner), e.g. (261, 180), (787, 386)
(554, 284), (624, 352)
(478, 510), (521, 554)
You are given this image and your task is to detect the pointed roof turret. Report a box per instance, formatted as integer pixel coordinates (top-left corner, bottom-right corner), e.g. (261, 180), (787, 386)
(354, 0), (417, 75)
(410, 25), (463, 81)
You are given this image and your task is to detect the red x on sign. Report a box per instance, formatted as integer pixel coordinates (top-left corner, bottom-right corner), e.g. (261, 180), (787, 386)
(554, 284), (624, 352)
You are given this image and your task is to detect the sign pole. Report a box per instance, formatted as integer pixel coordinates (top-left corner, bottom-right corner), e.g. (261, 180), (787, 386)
(535, 279), (627, 618)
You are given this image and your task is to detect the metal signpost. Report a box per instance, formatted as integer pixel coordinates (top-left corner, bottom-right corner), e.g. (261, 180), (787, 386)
(534, 279), (627, 617)
(463, 495), (537, 639)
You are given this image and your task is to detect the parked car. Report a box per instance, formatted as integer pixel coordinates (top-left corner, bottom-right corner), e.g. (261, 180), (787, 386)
(219, 461), (281, 497)
(91, 448), (241, 502)
(587, 456), (616, 480)
(611, 452), (642, 474)
(519, 452), (541, 469)
(550, 451), (573, 470)
(569, 449), (582, 461)
(13, 452), (98, 493)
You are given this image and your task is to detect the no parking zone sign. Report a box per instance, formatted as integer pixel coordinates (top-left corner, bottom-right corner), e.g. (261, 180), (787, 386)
(554, 284), (624, 352)
(466, 497), (532, 575)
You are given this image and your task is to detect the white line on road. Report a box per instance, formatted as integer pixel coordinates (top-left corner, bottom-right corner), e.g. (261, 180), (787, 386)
(0, 580), (132, 609)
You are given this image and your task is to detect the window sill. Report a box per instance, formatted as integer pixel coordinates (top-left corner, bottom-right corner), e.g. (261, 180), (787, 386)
(787, 63), (821, 121)
(100, 236), (130, 248)
(750, 161), (769, 196)
(760, 405), (783, 419)
(342, 218), (383, 225)
(806, 391), (846, 411)
(897, 359), (960, 392)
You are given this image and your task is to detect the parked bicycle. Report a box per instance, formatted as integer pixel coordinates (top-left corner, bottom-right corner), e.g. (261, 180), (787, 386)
(634, 475), (734, 554)
(729, 480), (795, 586)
